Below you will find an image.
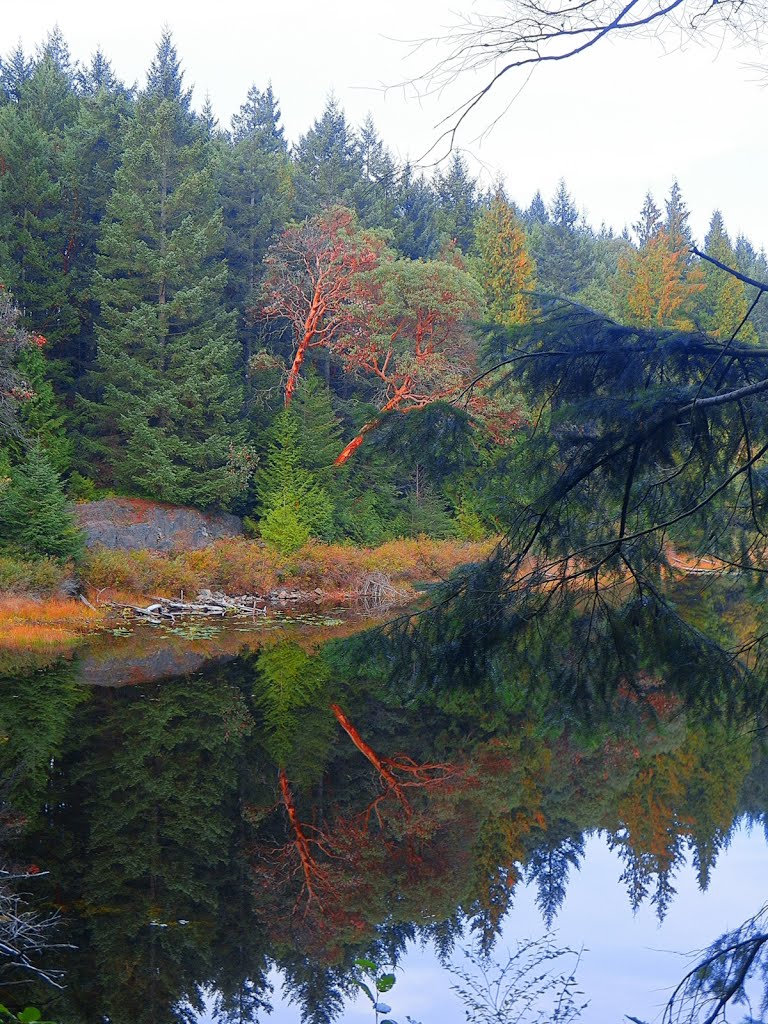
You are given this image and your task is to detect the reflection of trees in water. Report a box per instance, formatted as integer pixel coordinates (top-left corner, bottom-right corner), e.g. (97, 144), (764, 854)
(2, 626), (768, 1022)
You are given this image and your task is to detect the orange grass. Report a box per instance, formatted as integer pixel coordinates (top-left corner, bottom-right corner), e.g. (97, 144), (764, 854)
(83, 537), (497, 602)
(0, 596), (103, 650)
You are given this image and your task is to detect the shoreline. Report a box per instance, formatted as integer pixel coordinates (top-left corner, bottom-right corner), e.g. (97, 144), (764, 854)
(0, 536), (496, 656)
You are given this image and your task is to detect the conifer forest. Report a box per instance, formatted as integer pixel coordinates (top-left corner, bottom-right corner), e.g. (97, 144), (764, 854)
(3, 19), (768, 1024)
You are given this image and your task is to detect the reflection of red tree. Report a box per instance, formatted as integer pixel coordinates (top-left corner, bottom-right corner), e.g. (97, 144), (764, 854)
(330, 703), (456, 821)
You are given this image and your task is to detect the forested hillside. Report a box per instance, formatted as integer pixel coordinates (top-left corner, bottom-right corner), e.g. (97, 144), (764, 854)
(1, 27), (766, 562)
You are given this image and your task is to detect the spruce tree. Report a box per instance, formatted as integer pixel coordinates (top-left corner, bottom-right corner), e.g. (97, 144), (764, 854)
(0, 441), (83, 560)
(85, 31), (246, 509)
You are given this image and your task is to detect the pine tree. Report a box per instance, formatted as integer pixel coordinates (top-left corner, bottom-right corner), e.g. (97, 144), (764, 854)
(0, 440), (83, 560)
(475, 195), (537, 328)
(85, 31), (247, 508)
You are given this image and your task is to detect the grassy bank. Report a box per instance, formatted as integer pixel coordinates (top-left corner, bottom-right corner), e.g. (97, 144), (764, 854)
(82, 536), (496, 603)
(0, 537), (496, 651)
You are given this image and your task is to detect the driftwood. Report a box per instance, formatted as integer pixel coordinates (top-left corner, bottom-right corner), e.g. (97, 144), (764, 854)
(108, 590), (268, 622)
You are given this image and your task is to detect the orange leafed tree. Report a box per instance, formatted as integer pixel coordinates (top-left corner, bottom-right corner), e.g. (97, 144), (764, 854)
(615, 227), (704, 330)
(261, 207), (385, 405)
(331, 258), (485, 464)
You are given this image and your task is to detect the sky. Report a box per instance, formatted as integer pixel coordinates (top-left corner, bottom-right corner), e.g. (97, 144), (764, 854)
(5, 1), (768, 247)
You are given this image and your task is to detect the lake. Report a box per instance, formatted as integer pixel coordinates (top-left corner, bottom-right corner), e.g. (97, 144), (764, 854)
(1, 596), (766, 1024)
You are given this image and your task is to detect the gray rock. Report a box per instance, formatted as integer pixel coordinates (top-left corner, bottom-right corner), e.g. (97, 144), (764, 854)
(75, 498), (243, 552)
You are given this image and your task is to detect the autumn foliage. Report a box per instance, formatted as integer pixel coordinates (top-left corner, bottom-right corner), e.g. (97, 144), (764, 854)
(261, 207), (384, 406)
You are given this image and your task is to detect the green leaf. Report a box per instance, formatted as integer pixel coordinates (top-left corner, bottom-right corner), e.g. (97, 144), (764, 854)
(354, 957), (377, 971)
(351, 979), (375, 1003)
(377, 973), (396, 992)
(18, 1011), (42, 1024)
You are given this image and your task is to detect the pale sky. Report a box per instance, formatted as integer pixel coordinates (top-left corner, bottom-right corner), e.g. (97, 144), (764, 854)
(6, 0), (768, 249)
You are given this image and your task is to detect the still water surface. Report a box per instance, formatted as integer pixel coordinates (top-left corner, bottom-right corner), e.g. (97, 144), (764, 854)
(1, 610), (766, 1024)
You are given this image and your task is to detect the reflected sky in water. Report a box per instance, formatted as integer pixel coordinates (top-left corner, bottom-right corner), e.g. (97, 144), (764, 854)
(241, 827), (767, 1024)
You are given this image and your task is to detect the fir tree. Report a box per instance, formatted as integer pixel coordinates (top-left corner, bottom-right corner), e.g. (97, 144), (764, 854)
(530, 179), (592, 295)
(664, 180), (692, 253)
(391, 163), (441, 259)
(0, 440), (83, 560)
(85, 32), (247, 508)
(633, 191), (662, 247)
(701, 211), (758, 342)
(292, 95), (363, 217)
(255, 408), (334, 550)
(220, 83), (293, 362)
(434, 152), (478, 251)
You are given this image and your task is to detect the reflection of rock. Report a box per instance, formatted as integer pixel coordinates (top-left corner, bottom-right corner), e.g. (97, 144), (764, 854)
(77, 642), (239, 687)
(75, 498), (242, 552)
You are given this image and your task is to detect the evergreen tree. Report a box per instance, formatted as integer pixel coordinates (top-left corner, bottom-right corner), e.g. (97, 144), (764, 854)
(0, 440), (83, 560)
(475, 194), (537, 328)
(530, 179), (592, 295)
(524, 190), (549, 225)
(292, 95), (363, 217)
(353, 114), (399, 230)
(13, 343), (73, 472)
(255, 407), (334, 550)
(434, 152), (478, 252)
(0, 43), (33, 104)
(0, 63), (78, 351)
(633, 191), (662, 247)
(391, 163), (441, 259)
(701, 210), (758, 341)
(614, 193), (704, 329)
(220, 83), (293, 362)
(664, 180), (693, 254)
(84, 31), (247, 508)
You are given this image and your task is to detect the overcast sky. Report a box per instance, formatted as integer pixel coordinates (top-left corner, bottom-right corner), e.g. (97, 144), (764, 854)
(6, 0), (768, 249)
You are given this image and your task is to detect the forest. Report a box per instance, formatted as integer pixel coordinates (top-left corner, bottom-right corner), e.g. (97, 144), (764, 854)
(1, 26), (767, 585)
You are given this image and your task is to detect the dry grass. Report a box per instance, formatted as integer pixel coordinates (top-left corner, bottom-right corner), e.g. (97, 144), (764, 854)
(0, 596), (104, 651)
(83, 537), (497, 602)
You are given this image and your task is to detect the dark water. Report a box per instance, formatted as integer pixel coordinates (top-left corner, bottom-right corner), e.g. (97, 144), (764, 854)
(1, 603), (767, 1024)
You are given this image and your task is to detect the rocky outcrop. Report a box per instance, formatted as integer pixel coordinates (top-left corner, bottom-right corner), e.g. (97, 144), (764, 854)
(75, 498), (243, 552)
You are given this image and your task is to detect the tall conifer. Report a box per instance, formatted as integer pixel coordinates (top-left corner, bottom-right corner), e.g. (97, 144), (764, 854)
(86, 31), (246, 508)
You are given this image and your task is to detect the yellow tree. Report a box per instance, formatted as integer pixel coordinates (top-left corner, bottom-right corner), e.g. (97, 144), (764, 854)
(614, 193), (703, 329)
(474, 195), (537, 328)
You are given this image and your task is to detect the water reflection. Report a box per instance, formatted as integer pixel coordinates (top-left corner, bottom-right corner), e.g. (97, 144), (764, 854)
(0, 598), (766, 1023)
